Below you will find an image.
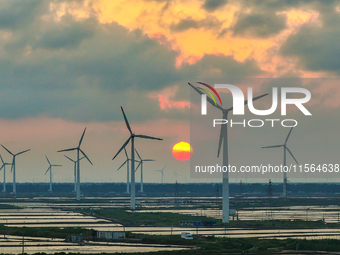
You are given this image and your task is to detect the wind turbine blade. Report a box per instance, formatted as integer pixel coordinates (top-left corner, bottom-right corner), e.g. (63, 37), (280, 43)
(124, 147), (129, 159)
(16, 149), (30, 156)
(0, 155), (4, 164)
(52, 165), (62, 167)
(45, 155), (51, 165)
(135, 148), (142, 161)
(261, 145), (283, 149)
(162, 164), (166, 171)
(0, 165), (4, 171)
(188, 83), (224, 111)
(135, 161), (141, 172)
(117, 160), (128, 171)
(244, 93), (269, 106)
(45, 167), (50, 175)
(79, 149), (93, 165)
(135, 134), (162, 140)
(64, 155), (75, 162)
(285, 127), (294, 144)
(121, 107), (133, 135)
(79, 128), (87, 147)
(144, 159), (155, 162)
(112, 137), (131, 160)
(58, 148), (77, 152)
(286, 147), (299, 164)
(1, 145), (13, 156)
(80, 156), (85, 160)
(217, 124), (224, 158)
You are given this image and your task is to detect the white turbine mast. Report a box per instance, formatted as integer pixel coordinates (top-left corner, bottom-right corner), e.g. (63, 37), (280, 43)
(112, 107), (162, 210)
(1, 145), (30, 195)
(64, 155), (84, 192)
(189, 82), (267, 223)
(58, 128), (93, 200)
(262, 127), (299, 198)
(155, 165), (166, 184)
(116, 148), (132, 194)
(135, 148), (155, 192)
(0, 155), (11, 193)
(45, 155), (62, 192)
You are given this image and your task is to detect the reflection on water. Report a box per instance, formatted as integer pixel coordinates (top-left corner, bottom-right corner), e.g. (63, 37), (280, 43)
(0, 235), (188, 254)
(137, 206), (340, 223)
(1, 201), (340, 246)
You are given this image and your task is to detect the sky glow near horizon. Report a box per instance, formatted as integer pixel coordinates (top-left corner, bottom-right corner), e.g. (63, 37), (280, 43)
(0, 0), (339, 184)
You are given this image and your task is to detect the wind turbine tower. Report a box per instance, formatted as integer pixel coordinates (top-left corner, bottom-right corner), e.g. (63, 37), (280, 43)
(45, 155), (62, 192)
(0, 155), (11, 192)
(135, 148), (155, 192)
(58, 128), (93, 200)
(64, 155), (84, 192)
(112, 107), (162, 210)
(1, 145), (30, 195)
(189, 82), (267, 223)
(116, 148), (131, 194)
(262, 127), (298, 198)
(156, 165), (166, 184)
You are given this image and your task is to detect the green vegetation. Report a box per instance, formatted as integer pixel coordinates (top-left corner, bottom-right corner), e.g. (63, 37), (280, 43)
(78, 208), (217, 226)
(3, 237), (340, 254)
(0, 203), (20, 209)
(0, 224), (91, 239)
(224, 219), (340, 229)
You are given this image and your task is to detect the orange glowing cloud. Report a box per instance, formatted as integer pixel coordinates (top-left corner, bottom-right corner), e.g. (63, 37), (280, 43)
(148, 85), (190, 110)
(50, 0), (322, 76)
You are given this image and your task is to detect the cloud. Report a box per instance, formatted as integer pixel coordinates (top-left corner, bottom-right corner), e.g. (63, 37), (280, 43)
(232, 12), (286, 38)
(0, 0), (43, 30)
(170, 17), (221, 32)
(202, 0), (228, 12)
(280, 9), (340, 73)
(34, 15), (96, 50)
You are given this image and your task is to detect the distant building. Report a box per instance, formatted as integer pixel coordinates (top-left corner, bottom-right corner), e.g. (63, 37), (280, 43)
(66, 235), (83, 242)
(92, 230), (125, 240)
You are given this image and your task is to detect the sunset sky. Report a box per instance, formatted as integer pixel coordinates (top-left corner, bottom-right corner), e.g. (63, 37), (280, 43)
(0, 0), (339, 184)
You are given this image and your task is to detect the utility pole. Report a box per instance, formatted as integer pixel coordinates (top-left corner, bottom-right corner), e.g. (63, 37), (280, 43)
(267, 179), (273, 198)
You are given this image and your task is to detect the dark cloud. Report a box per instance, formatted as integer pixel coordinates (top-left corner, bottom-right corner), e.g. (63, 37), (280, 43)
(202, 0), (228, 12)
(34, 16), (96, 50)
(0, 0), (43, 30)
(183, 54), (262, 78)
(170, 18), (220, 32)
(280, 7), (340, 73)
(232, 13), (286, 38)
(0, 0), (262, 122)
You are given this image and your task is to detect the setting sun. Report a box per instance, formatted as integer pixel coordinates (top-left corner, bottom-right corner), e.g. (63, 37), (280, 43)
(172, 141), (193, 161)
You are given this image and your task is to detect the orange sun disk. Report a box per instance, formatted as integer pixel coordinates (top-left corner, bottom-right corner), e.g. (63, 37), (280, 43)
(172, 141), (193, 161)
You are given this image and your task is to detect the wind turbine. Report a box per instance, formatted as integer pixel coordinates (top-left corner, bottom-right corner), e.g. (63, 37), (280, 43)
(0, 155), (11, 192)
(116, 148), (131, 194)
(135, 148), (155, 192)
(155, 165), (166, 184)
(189, 82), (267, 223)
(112, 106), (162, 210)
(45, 155), (62, 192)
(262, 127), (298, 198)
(64, 155), (84, 192)
(174, 170), (180, 182)
(1, 145), (30, 195)
(58, 128), (93, 200)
